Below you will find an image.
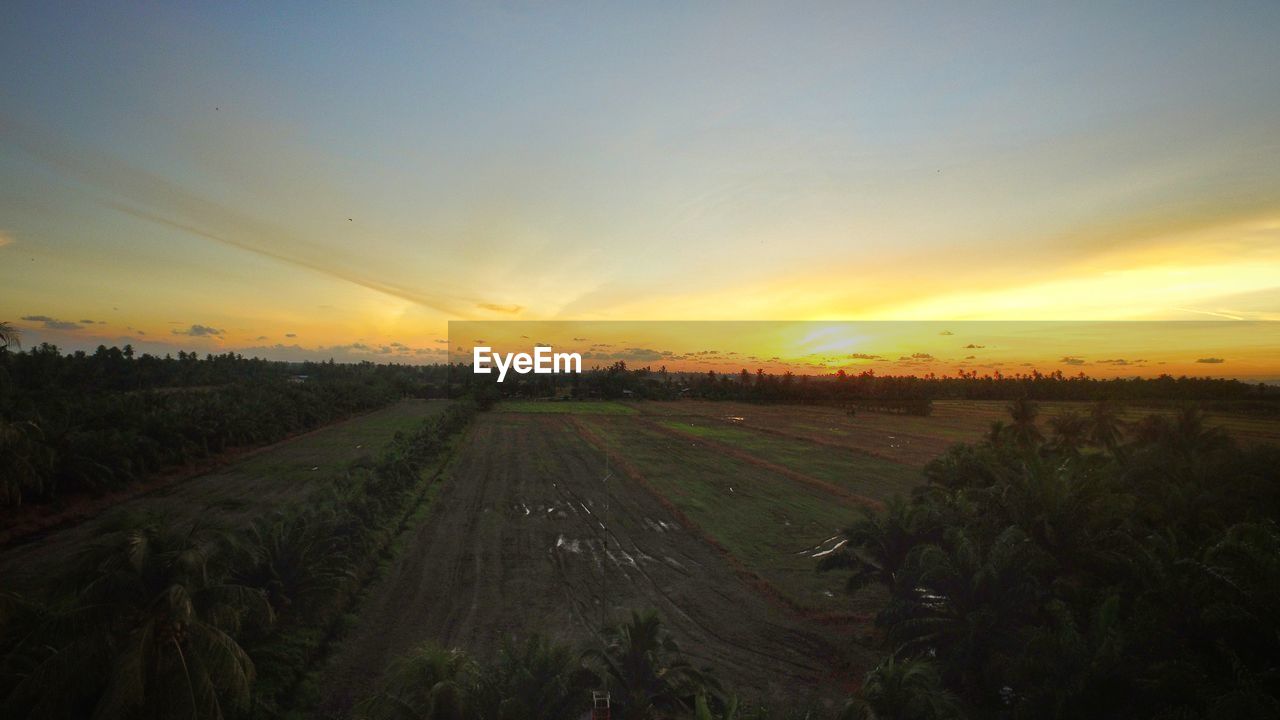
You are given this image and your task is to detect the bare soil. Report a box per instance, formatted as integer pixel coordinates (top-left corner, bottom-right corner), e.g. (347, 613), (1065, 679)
(318, 413), (855, 717)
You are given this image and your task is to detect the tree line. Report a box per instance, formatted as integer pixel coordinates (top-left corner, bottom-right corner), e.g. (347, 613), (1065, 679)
(0, 400), (477, 718)
(452, 359), (1278, 416)
(822, 400), (1280, 719)
(0, 343), (452, 509)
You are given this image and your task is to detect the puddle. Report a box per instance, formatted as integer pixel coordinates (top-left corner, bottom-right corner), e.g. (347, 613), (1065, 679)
(796, 535), (844, 556)
(811, 539), (848, 558)
(554, 535), (582, 554)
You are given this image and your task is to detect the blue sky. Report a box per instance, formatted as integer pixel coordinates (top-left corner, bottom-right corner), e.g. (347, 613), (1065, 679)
(2, 2), (1278, 365)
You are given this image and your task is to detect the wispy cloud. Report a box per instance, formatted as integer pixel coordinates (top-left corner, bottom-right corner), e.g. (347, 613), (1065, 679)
(477, 302), (523, 314)
(3, 117), (487, 317)
(172, 324), (224, 337)
(21, 315), (82, 330)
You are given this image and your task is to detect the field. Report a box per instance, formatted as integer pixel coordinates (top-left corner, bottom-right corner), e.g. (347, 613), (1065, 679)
(8, 396), (1277, 715)
(0, 399), (450, 586)
(318, 411), (866, 715)
(315, 398), (1280, 715)
(627, 399), (1280, 465)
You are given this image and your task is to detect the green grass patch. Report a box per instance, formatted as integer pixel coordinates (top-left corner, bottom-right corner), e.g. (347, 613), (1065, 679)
(585, 417), (859, 613)
(657, 419), (922, 503)
(497, 400), (638, 415)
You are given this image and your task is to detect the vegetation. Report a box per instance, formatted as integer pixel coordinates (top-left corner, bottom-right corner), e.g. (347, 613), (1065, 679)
(823, 401), (1280, 719)
(0, 343), (450, 508)
(356, 611), (798, 720)
(0, 401), (477, 718)
(458, 359), (1279, 416)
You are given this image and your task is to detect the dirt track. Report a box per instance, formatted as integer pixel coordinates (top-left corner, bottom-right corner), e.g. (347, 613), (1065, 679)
(319, 413), (843, 716)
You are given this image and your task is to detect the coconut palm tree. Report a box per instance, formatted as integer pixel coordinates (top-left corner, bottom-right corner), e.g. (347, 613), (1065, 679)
(1087, 399), (1126, 456)
(471, 635), (598, 720)
(819, 497), (920, 597)
(583, 610), (720, 720)
(0, 419), (52, 507)
(1047, 410), (1090, 455)
(891, 526), (1044, 700)
(838, 655), (966, 720)
(356, 643), (475, 720)
(1006, 398), (1042, 450)
(3, 513), (270, 719)
(0, 321), (19, 350)
(984, 420), (1010, 447)
(235, 509), (354, 616)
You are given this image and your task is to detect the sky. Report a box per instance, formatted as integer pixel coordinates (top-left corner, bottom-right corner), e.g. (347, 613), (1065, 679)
(1, 2), (1278, 374)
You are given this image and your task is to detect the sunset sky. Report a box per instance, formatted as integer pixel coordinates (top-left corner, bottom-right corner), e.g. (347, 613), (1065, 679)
(2, 3), (1278, 375)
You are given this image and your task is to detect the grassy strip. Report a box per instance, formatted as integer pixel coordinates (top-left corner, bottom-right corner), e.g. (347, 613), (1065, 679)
(567, 416), (864, 627)
(646, 419), (886, 511)
(497, 400), (639, 415)
(652, 417), (924, 504)
(248, 405), (476, 718)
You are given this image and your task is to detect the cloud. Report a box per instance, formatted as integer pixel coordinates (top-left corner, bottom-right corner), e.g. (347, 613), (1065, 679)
(939, 330), (954, 335)
(964, 355), (976, 359)
(256, 335), (268, 340)
(171, 324), (223, 337)
(1060, 356), (1086, 365)
(583, 347), (666, 362)
(849, 353), (882, 360)
(0, 230), (14, 247)
(963, 344), (985, 349)
(1196, 357), (1225, 364)
(78, 319), (102, 324)
(285, 333), (296, 338)
(21, 315), (83, 330)
(477, 302), (523, 314)
(3, 119), (486, 316)
(911, 352), (934, 360)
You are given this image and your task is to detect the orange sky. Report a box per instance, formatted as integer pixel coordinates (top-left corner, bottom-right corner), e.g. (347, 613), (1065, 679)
(1, 5), (1278, 378)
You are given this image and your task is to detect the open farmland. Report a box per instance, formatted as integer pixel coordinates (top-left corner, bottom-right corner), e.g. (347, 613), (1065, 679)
(625, 399), (1280, 464)
(318, 410), (865, 716)
(0, 399), (450, 586)
(316, 397), (1280, 716)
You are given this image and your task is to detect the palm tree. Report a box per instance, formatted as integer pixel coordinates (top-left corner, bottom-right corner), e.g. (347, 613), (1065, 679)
(0, 321), (19, 350)
(839, 655), (966, 720)
(1169, 405), (1230, 456)
(1087, 399), (1125, 455)
(984, 420), (1010, 447)
(235, 510), (354, 616)
(0, 419), (52, 507)
(356, 643), (475, 720)
(1047, 411), (1090, 455)
(471, 635), (598, 720)
(819, 497), (920, 597)
(3, 513), (270, 718)
(890, 526), (1043, 700)
(583, 610), (719, 720)
(1006, 398), (1042, 450)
